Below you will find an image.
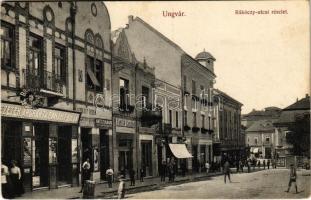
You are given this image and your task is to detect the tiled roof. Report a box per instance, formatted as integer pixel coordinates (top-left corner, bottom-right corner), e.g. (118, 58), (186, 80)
(246, 119), (277, 132)
(283, 96), (310, 111)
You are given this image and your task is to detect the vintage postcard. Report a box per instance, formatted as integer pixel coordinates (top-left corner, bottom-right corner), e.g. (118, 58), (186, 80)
(0, 0), (310, 199)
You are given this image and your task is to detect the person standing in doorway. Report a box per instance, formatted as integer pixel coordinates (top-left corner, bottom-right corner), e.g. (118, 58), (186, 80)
(106, 166), (114, 188)
(286, 164), (298, 193)
(223, 160), (231, 183)
(80, 158), (91, 193)
(1, 160), (13, 199)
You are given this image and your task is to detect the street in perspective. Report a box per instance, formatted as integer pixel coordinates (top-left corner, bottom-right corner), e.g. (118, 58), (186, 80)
(0, 1), (310, 199)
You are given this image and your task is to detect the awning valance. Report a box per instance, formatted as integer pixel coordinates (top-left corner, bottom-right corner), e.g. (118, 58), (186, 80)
(169, 144), (193, 159)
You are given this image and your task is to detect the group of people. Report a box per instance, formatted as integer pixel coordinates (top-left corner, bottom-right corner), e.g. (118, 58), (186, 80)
(159, 158), (177, 182)
(1, 160), (25, 198)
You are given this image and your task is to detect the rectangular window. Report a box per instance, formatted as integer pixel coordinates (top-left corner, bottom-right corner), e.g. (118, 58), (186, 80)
(266, 137), (270, 143)
(29, 34), (43, 74)
(192, 80), (196, 95)
(119, 78), (129, 106)
(184, 111), (188, 126)
(55, 44), (66, 82)
(201, 114), (205, 128)
(169, 110), (172, 125)
(175, 111), (178, 128)
(1, 23), (14, 69)
(142, 86), (149, 108)
(86, 56), (102, 91)
(193, 112), (197, 127)
(183, 75), (187, 91)
(254, 138), (258, 145)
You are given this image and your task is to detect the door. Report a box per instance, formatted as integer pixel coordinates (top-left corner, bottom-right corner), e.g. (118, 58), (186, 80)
(57, 126), (72, 186)
(100, 130), (109, 180)
(33, 124), (49, 188)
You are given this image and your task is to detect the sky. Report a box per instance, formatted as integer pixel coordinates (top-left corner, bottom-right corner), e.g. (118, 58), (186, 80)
(105, 1), (310, 114)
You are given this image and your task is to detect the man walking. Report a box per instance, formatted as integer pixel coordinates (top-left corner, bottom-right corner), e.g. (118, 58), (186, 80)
(247, 159), (251, 173)
(160, 160), (166, 182)
(205, 162), (210, 174)
(267, 160), (270, 169)
(286, 164), (298, 193)
(129, 168), (135, 186)
(106, 166), (114, 188)
(223, 160), (231, 183)
(117, 176), (126, 199)
(263, 160), (266, 170)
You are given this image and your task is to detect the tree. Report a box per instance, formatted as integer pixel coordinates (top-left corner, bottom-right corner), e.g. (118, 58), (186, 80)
(286, 113), (310, 157)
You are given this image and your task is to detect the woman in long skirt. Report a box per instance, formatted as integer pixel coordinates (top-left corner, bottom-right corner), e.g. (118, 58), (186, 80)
(10, 160), (24, 197)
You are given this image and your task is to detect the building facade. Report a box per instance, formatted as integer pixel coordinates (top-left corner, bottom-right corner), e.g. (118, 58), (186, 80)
(1, 1), (112, 190)
(213, 89), (243, 163)
(181, 53), (216, 172)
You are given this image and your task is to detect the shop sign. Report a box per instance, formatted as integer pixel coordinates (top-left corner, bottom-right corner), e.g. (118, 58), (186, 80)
(198, 139), (212, 145)
(1, 103), (80, 124)
(115, 118), (135, 128)
(23, 138), (32, 166)
(95, 119), (112, 128)
(139, 127), (155, 134)
(80, 117), (95, 127)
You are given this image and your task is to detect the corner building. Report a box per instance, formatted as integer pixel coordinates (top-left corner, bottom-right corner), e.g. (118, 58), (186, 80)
(1, 1), (112, 191)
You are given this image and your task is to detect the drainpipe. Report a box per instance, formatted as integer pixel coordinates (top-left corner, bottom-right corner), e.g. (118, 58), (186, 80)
(135, 63), (139, 179)
(70, 1), (77, 110)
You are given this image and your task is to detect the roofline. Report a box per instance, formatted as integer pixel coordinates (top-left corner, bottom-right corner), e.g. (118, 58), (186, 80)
(214, 89), (243, 106)
(132, 17), (185, 54)
(183, 54), (217, 77)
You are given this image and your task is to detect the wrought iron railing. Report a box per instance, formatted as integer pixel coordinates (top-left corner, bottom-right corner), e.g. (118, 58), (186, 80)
(22, 69), (63, 93)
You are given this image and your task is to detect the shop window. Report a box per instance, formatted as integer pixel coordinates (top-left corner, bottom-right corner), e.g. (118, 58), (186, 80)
(55, 44), (66, 83)
(1, 23), (14, 69)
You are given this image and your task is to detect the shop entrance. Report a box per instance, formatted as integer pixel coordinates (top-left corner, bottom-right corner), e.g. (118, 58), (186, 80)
(1, 120), (22, 168)
(81, 128), (92, 165)
(118, 150), (132, 178)
(57, 126), (72, 186)
(141, 140), (152, 176)
(100, 130), (109, 180)
(33, 123), (49, 188)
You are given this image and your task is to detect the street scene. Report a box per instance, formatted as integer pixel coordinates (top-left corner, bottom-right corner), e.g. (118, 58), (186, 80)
(1, 1), (310, 199)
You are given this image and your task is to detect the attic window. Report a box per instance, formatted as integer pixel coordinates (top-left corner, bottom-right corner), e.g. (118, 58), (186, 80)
(58, 2), (62, 8)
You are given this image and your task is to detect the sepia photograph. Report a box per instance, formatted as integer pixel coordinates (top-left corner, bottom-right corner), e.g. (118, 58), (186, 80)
(0, 0), (310, 199)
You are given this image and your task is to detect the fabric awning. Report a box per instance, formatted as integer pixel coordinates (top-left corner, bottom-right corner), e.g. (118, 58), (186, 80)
(169, 144), (193, 159)
(86, 65), (101, 87)
(252, 148), (259, 154)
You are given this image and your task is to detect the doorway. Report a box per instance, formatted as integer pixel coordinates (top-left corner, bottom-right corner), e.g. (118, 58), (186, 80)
(57, 126), (72, 186)
(33, 123), (49, 188)
(100, 130), (109, 180)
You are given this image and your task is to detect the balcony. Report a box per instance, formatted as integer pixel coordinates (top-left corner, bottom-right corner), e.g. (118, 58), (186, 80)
(201, 127), (208, 134)
(192, 126), (200, 133)
(22, 69), (63, 94)
(184, 125), (191, 131)
(140, 103), (162, 127)
(118, 104), (135, 113)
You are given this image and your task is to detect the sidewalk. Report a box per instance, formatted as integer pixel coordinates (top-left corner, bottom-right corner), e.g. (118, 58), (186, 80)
(17, 167), (265, 199)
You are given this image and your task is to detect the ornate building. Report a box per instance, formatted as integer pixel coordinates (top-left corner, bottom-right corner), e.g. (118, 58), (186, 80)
(1, 1), (112, 190)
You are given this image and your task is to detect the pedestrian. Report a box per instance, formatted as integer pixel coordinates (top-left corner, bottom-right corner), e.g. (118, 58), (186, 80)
(263, 160), (266, 170)
(129, 168), (135, 186)
(223, 160), (231, 183)
(117, 175), (126, 199)
(140, 167), (144, 182)
(106, 166), (114, 188)
(205, 162), (210, 174)
(257, 160), (261, 169)
(161, 160), (166, 182)
(286, 164), (298, 193)
(252, 159), (256, 170)
(239, 160), (244, 173)
(236, 160), (240, 173)
(267, 160), (270, 169)
(79, 158), (91, 193)
(247, 159), (251, 173)
(1, 160), (13, 199)
(10, 160), (24, 197)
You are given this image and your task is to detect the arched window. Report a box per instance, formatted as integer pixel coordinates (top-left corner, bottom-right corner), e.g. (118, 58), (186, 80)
(94, 34), (103, 49)
(85, 29), (94, 45)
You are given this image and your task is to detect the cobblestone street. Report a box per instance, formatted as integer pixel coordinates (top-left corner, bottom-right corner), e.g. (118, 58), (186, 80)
(127, 169), (310, 199)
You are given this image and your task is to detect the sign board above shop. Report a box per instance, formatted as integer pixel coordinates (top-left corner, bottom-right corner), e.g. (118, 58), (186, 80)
(1, 103), (80, 124)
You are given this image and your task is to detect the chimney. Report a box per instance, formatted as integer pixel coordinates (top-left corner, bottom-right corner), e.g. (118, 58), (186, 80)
(128, 15), (134, 24)
(306, 94), (309, 98)
(296, 97), (299, 102)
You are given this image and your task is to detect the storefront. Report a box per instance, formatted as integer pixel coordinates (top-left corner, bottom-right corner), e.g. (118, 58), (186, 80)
(139, 133), (154, 177)
(79, 117), (112, 182)
(1, 102), (80, 191)
(114, 117), (137, 177)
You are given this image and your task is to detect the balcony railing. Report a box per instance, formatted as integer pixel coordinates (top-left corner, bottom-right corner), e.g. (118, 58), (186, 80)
(22, 69), (63, 93)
